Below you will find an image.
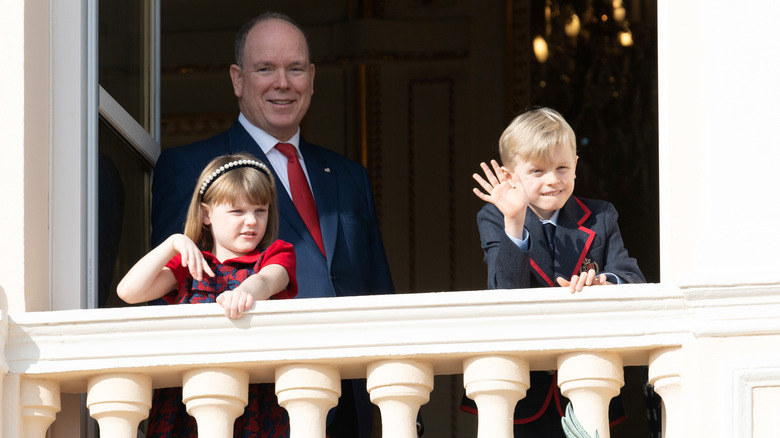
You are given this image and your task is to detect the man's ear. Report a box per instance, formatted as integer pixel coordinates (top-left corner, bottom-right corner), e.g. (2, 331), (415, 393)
(229, 64), (243, 98)
(201, 203), (212, 225)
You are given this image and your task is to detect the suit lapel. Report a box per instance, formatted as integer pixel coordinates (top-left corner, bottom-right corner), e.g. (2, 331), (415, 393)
(225, 121), (262, 156)
(300, 140), (338, 264)
(527, 211), (555, 287)
(556, 197), (596, 279)
(528, 196), (596, 286)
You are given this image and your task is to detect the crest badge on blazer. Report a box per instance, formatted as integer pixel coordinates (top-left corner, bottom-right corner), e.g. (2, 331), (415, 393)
(579, 258), (600, 274)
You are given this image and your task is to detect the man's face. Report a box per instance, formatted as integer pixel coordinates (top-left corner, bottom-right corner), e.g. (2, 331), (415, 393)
(510, 144), (577, 220)
(230, 19), (315, 141)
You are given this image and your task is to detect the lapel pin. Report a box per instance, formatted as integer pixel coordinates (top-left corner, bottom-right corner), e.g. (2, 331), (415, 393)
(324, 168), (331, 173)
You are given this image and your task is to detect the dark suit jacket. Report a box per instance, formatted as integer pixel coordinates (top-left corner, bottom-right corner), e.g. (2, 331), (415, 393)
(466, 195), (644, 424)
(151, 120), (394, 437)
(478, 195), (644, 290)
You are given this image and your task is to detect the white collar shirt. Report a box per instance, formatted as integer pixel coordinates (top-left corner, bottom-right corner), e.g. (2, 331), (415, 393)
(238, 113), (311, 198)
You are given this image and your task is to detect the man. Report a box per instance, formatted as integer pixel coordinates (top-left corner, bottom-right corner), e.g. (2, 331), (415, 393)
(151, 12), (394, 437)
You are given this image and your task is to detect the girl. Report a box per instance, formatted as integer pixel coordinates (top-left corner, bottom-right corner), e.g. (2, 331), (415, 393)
(118, 152), (296, 437)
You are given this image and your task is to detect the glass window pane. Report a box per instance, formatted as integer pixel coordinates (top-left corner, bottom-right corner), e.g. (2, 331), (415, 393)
(98, 116), (153, 308)
(99, 0), (151, 130)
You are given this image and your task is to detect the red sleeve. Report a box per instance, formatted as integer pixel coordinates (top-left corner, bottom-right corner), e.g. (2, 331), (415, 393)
(255, 240), (298, 300)
(164, 254), (190, 288)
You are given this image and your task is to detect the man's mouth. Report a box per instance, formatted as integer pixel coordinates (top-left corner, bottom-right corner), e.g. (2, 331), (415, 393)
(269, 99), (294, 105)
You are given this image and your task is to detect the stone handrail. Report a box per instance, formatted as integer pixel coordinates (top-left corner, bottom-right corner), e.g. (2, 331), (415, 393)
(4, 283), (780, 437)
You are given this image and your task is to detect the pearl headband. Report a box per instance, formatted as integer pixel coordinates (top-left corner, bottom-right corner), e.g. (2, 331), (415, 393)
(199, 159), (275, 199)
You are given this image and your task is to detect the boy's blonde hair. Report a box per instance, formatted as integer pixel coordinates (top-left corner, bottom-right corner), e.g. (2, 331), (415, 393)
(184, 153), (278, 252)
(499, 107), (576, 168)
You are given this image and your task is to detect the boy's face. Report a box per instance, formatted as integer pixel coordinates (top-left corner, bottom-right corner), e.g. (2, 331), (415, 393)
(509, 144), (577, 220)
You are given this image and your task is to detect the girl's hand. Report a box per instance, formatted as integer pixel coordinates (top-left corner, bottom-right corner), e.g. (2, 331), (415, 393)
(473, 160), (529, 219)
(217, 265), (288, 319)
(216, 288), (255, 319)
(171, 234), (215, 281)
(556, 269), (611, 293)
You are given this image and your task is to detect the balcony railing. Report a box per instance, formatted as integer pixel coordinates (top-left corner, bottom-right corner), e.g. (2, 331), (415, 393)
(4, 282), (780, 437)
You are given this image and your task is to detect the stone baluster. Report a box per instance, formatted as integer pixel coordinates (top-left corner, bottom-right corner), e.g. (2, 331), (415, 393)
(557, 352), (624, 438)
(276, 364), (340, 438)
(649, 347), (683, 438)
(367, 359), (433, 438)
(86, 373), (152, 437)
(463, 355), (530, 438)
(21, 379), (61, 438)
(182, 368), (248, 437)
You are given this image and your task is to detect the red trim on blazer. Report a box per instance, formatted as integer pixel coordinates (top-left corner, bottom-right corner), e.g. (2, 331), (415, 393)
(571, 197), (596, 278)
(610, 415), (627, 428)
(552, 373), (565, 417)
(460, 404), (478, 415)
(574, 196), (592, 226)
(513, 372), (564, 424)
(530, 259), (555, 287)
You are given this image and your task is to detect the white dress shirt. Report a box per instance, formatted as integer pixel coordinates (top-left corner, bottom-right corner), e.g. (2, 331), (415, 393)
(238, 113), (314, 200)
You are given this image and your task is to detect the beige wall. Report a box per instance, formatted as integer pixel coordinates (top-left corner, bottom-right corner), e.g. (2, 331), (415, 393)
(1, 1), (89, 315)
(24, 0), (53, 313)
(0, 0), (31, 314)
(658, 0), (780, 287)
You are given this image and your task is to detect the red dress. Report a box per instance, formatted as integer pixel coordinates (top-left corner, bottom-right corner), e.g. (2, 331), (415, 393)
(146, 240), (297, 438)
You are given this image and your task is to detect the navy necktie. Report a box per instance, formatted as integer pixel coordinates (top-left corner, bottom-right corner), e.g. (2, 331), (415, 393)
(543, 222), (556, 254)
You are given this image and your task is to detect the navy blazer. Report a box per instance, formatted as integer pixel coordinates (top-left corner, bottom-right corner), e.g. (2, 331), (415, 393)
(151, 120), (395, 299)
(467, 195), (644, 425)
(478, 195), (644, 289)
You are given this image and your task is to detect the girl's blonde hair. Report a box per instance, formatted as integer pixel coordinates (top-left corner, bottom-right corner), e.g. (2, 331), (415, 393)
(184, 153), (278, 252)
(499, 107), (577, 168)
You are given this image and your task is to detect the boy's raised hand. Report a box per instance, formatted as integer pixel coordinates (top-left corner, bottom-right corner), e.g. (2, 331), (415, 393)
(556, 269), (612, 293)
(473, 160), (529, 217)
(171, 234), (215, 281)
(473, 160), (530, 238)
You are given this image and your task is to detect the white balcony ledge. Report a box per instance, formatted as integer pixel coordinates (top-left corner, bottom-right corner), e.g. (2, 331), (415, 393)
(4, 282), (780, 437)
(6, 283), (691, 391)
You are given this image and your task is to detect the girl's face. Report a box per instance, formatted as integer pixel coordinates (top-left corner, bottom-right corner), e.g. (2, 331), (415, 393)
(202, 197), (269, 261)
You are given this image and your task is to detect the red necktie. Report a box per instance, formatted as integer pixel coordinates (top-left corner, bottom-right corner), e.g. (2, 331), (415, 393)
(276, 143), (325, 256)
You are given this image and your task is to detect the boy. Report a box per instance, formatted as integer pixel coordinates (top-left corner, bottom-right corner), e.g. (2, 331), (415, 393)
(466, 107), (644, 436)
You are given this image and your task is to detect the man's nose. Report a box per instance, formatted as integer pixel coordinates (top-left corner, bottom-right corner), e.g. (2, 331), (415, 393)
(273, 70), (289, 88)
